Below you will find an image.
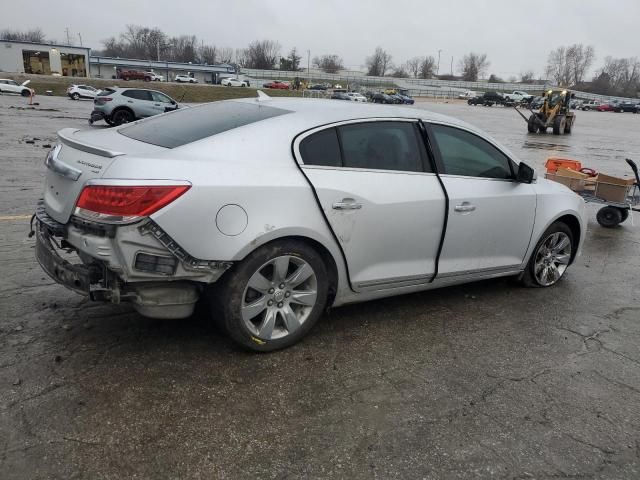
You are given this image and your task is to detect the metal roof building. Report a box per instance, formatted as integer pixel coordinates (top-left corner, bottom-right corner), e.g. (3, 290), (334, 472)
(90, 56), (236, 83)
(0, 40), (91, 77)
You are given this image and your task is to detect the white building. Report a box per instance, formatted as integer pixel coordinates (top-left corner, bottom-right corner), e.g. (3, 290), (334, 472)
(0, 40), (91, 77)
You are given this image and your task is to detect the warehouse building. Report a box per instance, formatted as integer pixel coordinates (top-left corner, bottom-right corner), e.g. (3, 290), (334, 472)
(0, 40), (90, 76)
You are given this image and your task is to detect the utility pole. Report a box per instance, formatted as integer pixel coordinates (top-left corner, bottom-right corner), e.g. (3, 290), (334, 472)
(65, 27), (71, 45)
(157, 39), (160, 62)
(437, 49), (442, 75)
(307, 49), (311, 85)
(77, 32), (83, 47)
(450, 56), (453, 76)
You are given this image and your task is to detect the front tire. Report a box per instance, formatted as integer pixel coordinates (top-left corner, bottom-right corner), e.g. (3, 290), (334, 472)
(71, 92), (80, 100)
(521, 222), (573, 287)
(553, 115), (566, 135)
(21, 89), (31, 97)
(209, 240), (329, 352)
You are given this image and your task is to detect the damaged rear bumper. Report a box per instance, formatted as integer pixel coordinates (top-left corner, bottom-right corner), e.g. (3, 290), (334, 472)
(33, 204), (227, 319)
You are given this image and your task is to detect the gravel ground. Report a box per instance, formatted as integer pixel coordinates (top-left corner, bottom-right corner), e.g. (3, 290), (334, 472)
(1, 94), (639, 479)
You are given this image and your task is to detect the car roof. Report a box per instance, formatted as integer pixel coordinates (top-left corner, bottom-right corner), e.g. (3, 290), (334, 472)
(231, 97), (478, 133)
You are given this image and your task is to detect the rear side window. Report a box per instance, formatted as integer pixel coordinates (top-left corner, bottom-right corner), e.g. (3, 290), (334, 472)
(338, 121), (425, 172)
(122, 90), (152, 101)
(97, 89), (114, 96)
(120, 101), (291, 148)
(299, 128), (341, 167)
(430, 124), (513, 179)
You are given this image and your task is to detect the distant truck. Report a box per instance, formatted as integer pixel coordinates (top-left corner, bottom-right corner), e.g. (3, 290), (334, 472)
(117, 70), (153, 81)
(503, 90), (533, 102)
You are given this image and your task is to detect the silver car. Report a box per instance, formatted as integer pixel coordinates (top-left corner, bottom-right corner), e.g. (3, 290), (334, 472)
(35, 96), (587, 351)
(89, 87), (179, 126)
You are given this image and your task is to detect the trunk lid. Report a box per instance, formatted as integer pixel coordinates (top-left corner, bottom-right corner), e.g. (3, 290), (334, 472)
(21, 80), (31, 86)
(43, 127), (167, 223)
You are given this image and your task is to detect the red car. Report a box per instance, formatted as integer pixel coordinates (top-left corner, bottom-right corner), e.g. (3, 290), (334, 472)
(262, 81), (290, 90)
(596, 103), (616, 112)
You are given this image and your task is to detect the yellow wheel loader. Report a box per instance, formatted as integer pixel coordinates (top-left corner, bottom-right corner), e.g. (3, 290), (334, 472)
(517, 89), (576, 135)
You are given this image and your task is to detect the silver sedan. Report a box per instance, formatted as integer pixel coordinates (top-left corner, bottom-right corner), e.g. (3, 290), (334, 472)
(35, 94), (587, 351)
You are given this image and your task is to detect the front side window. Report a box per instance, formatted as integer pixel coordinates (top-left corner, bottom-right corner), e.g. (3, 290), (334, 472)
(151, 91), (172, 103)
(338, 121), (426, 172)
(430, 124), (513, 179)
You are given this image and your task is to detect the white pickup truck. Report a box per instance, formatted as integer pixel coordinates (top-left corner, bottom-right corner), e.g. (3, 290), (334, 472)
(503, 90), (533, 102)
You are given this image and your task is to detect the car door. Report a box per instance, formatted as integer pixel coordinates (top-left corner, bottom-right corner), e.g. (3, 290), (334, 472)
(294, 120), (446, 291)
(121, 89), (155, 117)
(427, 123), (536, 278)
(150, 91), (176, 114)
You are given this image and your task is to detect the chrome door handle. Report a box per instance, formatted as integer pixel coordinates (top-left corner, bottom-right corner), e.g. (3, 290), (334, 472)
(454, 203), (476, 212)
(332, 200), (362, 210)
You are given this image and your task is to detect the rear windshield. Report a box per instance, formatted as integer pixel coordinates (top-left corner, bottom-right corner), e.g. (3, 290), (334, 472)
(119, 101), (291, 148)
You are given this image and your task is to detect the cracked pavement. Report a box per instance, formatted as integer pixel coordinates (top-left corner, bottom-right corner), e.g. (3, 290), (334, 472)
(0, 95), (639, 479)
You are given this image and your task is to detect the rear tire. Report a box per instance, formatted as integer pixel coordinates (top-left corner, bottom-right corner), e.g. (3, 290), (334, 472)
(521, 222), (573, 287)
(597, 206), (623, 228)
(111, 109), (134, 126)
(527, 114), (538, 133)
(208, 240), (329, 352)
(21, 89), (31, 97)
(71, 92), (80, 100)
(564, 117), (573, 134)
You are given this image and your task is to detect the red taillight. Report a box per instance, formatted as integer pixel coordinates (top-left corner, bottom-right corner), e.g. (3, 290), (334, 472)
(96, 97), (112, 103)
(75, 185), (190, 223)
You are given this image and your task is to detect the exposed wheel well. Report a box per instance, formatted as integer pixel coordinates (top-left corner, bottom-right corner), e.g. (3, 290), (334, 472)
(554, 214), (581, 263)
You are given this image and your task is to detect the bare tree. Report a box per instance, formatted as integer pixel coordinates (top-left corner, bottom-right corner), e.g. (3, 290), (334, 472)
(242, 40), (280, 69)
(366, 47), (392, 76)
(392, 65), (408, 78)
(459, 53), (489, 81)
(199, 45), (218, 65)
(419, 56), (436, 79)
(288, 48), (301, 71)
(545, 44), (595, 86)
(234, 48), (248, 67)
(0, 28), (46, 42)
(313, 54), (344, 73)
(593, 56), (640, 96)
(520, 70), (535, 83)
(219, 47), (234, 64)
(405, 57), (422, 78)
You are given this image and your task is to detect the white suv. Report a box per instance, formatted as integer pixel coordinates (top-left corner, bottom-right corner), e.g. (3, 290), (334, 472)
(0, 79), (33, 97)
(175, 74), (198, 83)
(145, 72), (164, 82)
(67, 84), (101, 100)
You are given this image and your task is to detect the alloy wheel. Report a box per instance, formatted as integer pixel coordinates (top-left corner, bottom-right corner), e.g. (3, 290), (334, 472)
(241, 255), (318, 340)
(533, 232), (572, 286)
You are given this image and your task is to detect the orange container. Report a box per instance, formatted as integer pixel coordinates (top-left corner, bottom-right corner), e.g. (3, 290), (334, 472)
(545, 158), (582, 173)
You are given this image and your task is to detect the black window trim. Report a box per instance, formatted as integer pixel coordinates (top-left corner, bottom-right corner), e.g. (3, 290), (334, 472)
(293, 118), (436, 175)
(426, 121), (518, 181)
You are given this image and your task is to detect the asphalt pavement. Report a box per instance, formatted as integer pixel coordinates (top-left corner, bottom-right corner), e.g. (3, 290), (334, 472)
(1, 94), (639, 479)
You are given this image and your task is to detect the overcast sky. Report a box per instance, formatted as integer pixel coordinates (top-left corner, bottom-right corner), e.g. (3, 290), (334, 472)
(4, 0), (639, 78)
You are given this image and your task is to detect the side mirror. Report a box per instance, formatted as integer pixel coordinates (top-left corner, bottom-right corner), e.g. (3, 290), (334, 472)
(516, 162), (535, 183)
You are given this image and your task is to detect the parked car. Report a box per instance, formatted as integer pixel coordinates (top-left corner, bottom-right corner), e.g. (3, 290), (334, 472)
(117, 70), (152, 81)
(596, 103), (616, 112)
(0, 78), (33, 97)
(614, 101), (639, 113)
(145, 72), (164, 82)
(263, 81), (290, 90)
(221, 77), (250, 87)
(67, 84), (101, 100)
(529, 96), (544, 109)
(371, 92), (395, 104)
(346, 92), (367, 102)
(468, 91), (505, 106)
(503, 91), (533, 102)
(331, 92), (352, 101)
(175, 74), (198, 83)
(308, 84), (328, 91)
(458, 90), (477, 99)
(395, 93), (415, 105)
(580, 100), (600, 111)
(89, 87), (180, 126)
(35, 96), (587, 351)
